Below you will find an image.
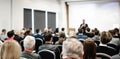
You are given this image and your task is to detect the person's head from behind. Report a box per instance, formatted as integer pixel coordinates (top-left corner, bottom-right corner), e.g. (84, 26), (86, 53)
(24, 30), (32, 36)
(94, 30), (99, 36)
(113, 28), (119, 36)
(78, 28), (83, 34)
(2, 29), (6, 34)
(86, 27), (90, 32)
(83, 38), (96, 59)
(0, 40), (21, 59)
(24, 36), (35, 51)
(7, 30), (14, 38)
(62, 38), (83, 59)
(62, 28), (65, 31)
(44, 33), (53, 42)
(36, 29), (40, 34)
(100, 31), (112, 44)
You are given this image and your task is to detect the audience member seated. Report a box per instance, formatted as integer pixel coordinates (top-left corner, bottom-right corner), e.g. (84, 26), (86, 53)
(60, 27), (68, 37)
(62, 38), (83, 59)
(83, 38), (96, 59)
(6, 30), (15, 40)
(22, 36), (41, 59)
(14, 30), (23, 43)
(92, 30), (100, 41)
(55, 32), (66, 45)
(97, 31), (117, 56)
(39, 33), (60, 59)
(0, 29), (7, 41)
(41, 28), (49, 36)
(24, 30), (32, 38)
(84, 27), (94, 38)
(60, 27), (65, 33)
(34, 29), (43, 39)
(76, 28), (87, 40)
(99, 31), (112, 46)
(0, 40), (23, 59)
(109, 29), (120, 47)
(113, 28), (120, 38)
(53, 28), (59, 37)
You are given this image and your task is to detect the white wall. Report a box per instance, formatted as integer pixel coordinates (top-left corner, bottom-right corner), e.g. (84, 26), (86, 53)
(12, 0), (61, 31)
(69, 1), (120, 32)
(0, 0), (11, 31)
(0, 0), (62, 31)
(1, 0), (120, 33)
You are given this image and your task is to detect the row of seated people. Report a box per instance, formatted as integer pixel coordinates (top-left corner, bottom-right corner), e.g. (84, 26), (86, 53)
(0, 27), (66, 44)
(19, 29), (118, 56)
(0, 27), (119, 56)
(0, 34), (61, 59)
(1, 34), (119, 59)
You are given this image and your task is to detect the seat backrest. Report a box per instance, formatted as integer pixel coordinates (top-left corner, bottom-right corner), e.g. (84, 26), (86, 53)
(96, 53), (111, 59)
(20, 40), (24, 51)
(94, 40), (100, 46)
(35, 38), (43, 53)
(107, 43), (117, 49)
(38, 49), (56, 59)
(97, 46), (117, 56)
(53, 37), (59, 44)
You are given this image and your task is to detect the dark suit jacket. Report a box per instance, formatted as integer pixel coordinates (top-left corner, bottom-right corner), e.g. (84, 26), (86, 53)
(80, 23), (88, 29)
(21, 51), (41, 59)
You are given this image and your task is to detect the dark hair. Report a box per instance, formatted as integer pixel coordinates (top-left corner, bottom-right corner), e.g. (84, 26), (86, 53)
(2, 29), (6, 32)
(61, 28), (65, 31)
(101, 31), (112, 44)
(36, 29), (39, 33)
(78, 28), (83, 33)
(86, 27), (90, 32)
(114, 28), (119, 33)
(54, 28), (59, 33)
(83, 38), (96, 59)
(7, 31), (14, 38)
(95, 30), (99, 35)
(59, 33), (66, 38)
(44, 33), (52, 41)
(24, 30), (31, 36)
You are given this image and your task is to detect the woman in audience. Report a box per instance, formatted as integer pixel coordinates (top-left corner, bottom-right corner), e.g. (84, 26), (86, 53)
(54, 28), (59, 37)
(83, 38), (96, 59)
(0, 40), (22, 59)
(97, 31), (117, 56)
(99, 31), (112, 46)
(14, 30), (23, 43)
(24, 30), (32, 38)
(55, 32), (66, 45)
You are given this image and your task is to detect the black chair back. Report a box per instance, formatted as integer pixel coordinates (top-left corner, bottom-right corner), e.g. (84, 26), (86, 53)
(53, 37), (59, 44)
(38, 49), (56, 59)
(94, 40), (100, 46)
(20, 40), (24, 51)
(35, 38), (43, 53)
(96, 53), (111, 59)
(97, 46), (117, 56)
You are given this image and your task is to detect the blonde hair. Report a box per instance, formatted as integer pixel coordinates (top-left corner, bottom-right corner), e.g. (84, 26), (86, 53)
(62, 38), (83, 59)
(0, 40), (21, 59)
